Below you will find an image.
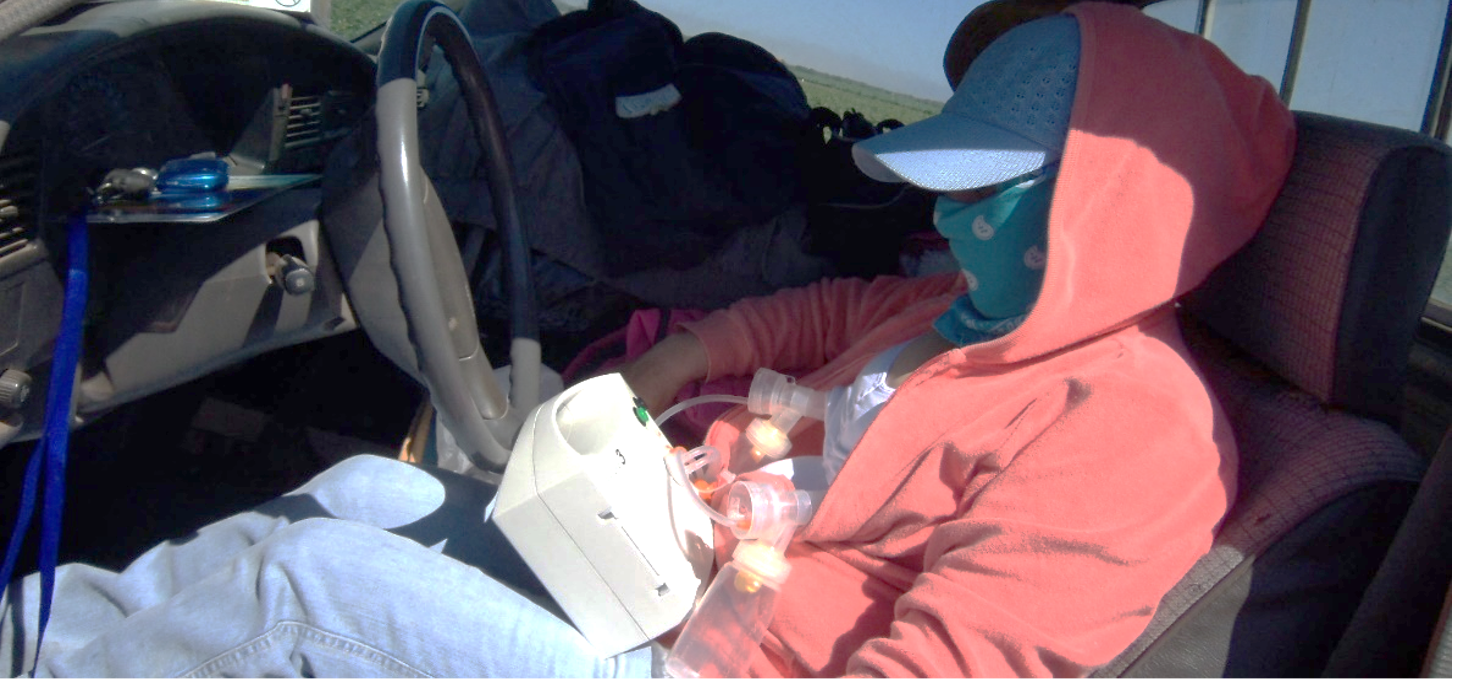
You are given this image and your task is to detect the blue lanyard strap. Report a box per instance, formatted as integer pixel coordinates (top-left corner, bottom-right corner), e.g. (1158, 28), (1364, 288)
(0, 213), (88, 673)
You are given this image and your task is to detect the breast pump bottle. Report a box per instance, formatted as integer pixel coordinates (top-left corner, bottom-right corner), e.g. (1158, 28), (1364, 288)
(654, 368), (825, 677)
(663, 478), (811, 678)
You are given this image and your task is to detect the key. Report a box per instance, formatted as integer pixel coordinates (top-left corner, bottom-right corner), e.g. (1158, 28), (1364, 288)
(96, 167), (157, 198)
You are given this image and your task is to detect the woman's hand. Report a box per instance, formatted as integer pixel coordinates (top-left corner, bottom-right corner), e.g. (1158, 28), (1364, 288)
(616, 332), (711, 416)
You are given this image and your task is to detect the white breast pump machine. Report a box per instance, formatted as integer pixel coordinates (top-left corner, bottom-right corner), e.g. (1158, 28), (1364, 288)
(491, 366), (823, 674)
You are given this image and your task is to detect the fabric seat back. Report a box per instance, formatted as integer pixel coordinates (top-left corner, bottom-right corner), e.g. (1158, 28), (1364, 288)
(1095, 112), (1450, 677)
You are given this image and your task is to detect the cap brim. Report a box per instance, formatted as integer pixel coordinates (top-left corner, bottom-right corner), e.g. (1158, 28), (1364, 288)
(851, 113), (1057, 192)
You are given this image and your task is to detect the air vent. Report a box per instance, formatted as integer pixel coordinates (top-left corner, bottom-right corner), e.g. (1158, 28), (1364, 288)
(268, 86), (363, 173)
(283, 90), (361, 151)
(284, 93), (325, 151)
(0, 149), (38, 259)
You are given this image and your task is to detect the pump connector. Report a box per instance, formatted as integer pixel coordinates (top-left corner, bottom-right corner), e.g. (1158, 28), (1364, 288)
(743, 413), (794, 462)
(743, 369), (828, 462)
(675, 445), (734, 501)
(728, 541), (792, 594)
(721, 479), (812, 547)
(747, 368), (826, 421)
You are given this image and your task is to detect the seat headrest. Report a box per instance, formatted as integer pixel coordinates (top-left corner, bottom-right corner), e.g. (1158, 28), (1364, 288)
(1182, 112), (1451, 426)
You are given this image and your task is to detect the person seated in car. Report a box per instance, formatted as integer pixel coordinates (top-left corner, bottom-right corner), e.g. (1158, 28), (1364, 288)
(0, 3), (1294, 677)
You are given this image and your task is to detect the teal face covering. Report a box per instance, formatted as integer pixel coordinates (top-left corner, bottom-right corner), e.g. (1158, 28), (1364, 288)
(932, 166), (1057, 346)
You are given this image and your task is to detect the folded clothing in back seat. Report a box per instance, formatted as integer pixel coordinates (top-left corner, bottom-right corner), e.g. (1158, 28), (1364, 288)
(524, 0), (813, 276)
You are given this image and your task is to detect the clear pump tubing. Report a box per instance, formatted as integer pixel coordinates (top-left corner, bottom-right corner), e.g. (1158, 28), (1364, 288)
(665, 447), (811, 545)
(665, 447), (735, 527)
(654, 394), (748, 427)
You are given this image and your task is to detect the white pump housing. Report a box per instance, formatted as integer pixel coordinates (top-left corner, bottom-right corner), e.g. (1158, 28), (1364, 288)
(492, 373), (716, 656)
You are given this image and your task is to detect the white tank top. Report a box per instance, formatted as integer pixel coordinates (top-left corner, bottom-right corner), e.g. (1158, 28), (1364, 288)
(757, 341), (908, 494)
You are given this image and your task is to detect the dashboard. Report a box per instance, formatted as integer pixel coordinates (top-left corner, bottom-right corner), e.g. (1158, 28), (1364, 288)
(0, 0), (376, 444)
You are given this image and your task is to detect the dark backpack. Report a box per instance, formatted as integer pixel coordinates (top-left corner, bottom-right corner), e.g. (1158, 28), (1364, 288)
(525, 0), (812, 276)
(801, 108), (939, 279)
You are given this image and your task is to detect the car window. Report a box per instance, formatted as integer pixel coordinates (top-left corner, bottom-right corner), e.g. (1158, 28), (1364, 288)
(433, 0), (1453, 311)
(331, 0), (413, 40)
(1146, 0), (1452, 312)
(615, 0), (962, 125)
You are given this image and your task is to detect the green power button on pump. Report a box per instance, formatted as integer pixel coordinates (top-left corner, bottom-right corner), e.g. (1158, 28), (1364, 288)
(632, 397), (650, 426)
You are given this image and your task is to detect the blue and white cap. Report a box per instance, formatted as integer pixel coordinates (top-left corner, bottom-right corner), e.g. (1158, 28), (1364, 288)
(852, 15), (1080, 192)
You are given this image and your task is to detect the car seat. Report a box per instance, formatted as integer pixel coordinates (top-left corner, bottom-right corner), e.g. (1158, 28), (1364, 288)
(1092, 111), (1451, 677)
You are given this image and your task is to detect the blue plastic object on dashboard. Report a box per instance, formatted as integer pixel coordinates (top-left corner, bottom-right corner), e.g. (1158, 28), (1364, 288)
(155, 158), (229, 193)
(151, 191), (226, 211)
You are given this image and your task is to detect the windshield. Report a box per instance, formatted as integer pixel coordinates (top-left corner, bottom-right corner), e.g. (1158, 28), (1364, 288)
(331, 0), (407, 40)
(330, 0), (512, 40)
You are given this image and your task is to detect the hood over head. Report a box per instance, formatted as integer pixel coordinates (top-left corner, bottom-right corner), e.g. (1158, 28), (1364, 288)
(882, 3), (1296, 363)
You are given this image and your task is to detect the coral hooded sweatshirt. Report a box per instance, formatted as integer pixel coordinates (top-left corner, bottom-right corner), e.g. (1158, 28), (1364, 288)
(674, 3), (1296, 677)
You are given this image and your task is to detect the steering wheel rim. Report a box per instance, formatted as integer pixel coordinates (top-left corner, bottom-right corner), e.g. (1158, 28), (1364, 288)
(374, 0), (539, 471)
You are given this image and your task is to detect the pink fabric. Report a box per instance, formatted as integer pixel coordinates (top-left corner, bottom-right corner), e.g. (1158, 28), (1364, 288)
(671, 4), (1296, 677)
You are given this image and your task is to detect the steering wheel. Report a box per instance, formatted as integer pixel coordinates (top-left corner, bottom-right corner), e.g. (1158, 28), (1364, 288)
(373, 0), (539, 472)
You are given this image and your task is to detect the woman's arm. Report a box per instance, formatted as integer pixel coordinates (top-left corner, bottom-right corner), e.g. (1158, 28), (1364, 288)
(617, 332), (710, 416)
(681, 273), (962, 382)
(619, 273), (961, 414)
